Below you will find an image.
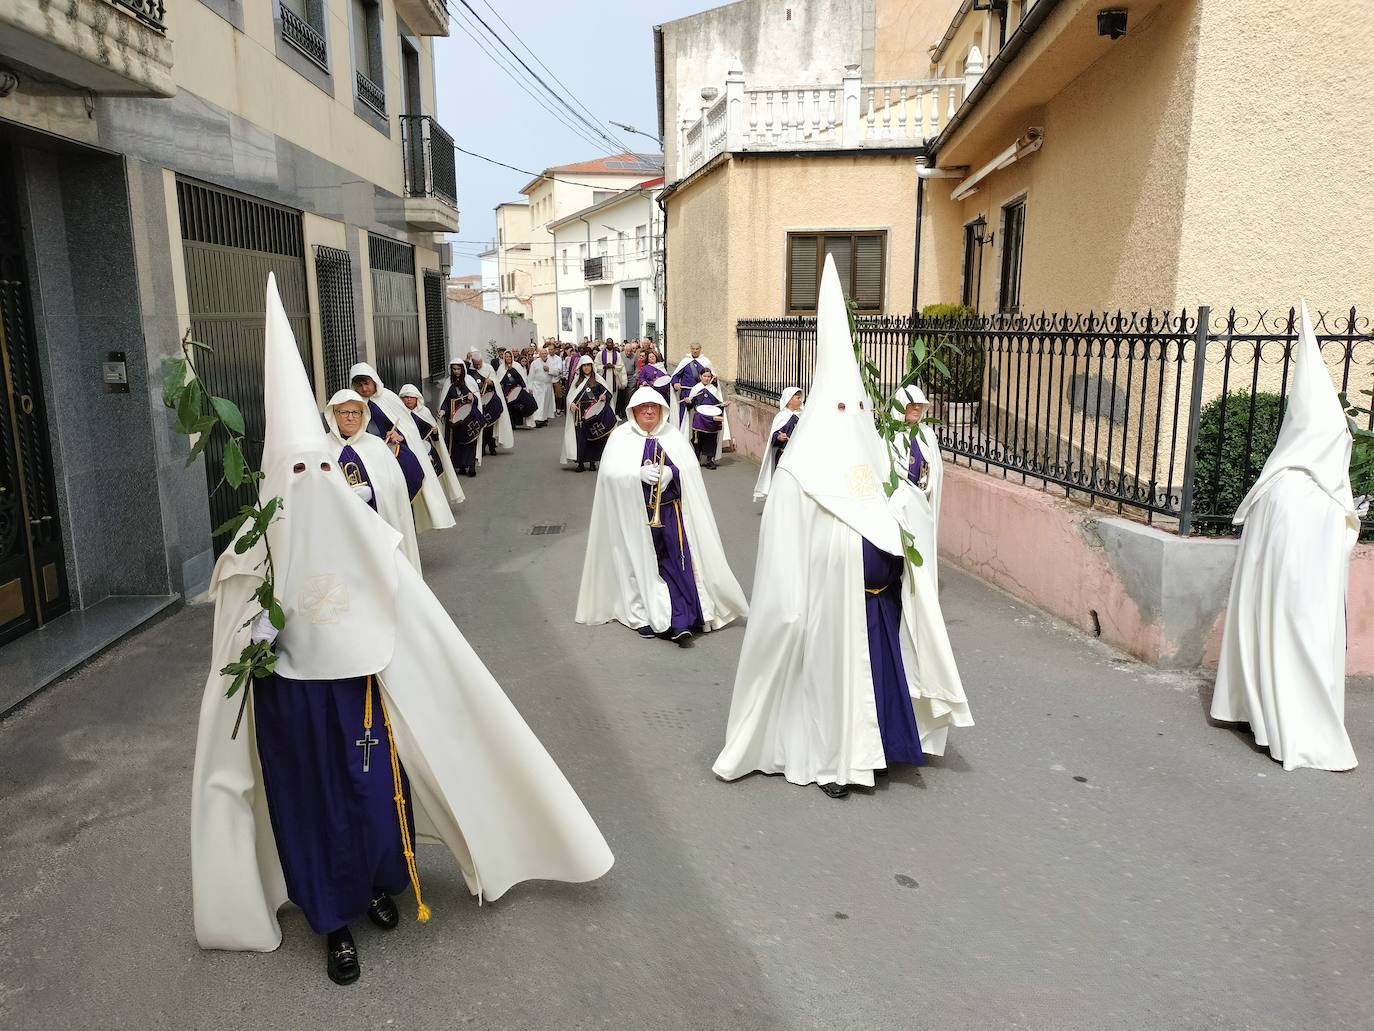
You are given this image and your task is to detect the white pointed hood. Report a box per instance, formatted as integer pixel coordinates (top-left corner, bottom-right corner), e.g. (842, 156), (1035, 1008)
(777, 256), (902, 554)
(1234, 300), (1356, 526)
(229, 276), (402, 681)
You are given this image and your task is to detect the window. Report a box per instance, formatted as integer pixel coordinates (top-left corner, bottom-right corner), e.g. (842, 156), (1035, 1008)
(597, 236), (608, 258)
(352, 0), (385, 116)
(961, 222), (979, 309)
(635, 224), (648, 256)
(786, 231), (886, 314)
(280, 0), (329, 71)
(562, 249), (569, 275)
(998, 198), (1027, 314)
(593, 190), (614, 204)
(617, 231), (626, 264)
(579, 242), (587, 267)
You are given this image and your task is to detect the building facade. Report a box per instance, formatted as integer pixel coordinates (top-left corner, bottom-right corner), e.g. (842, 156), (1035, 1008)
(494, 201), (534, 322)
(0, 0), (458, 669)
(479, 247), (500, 313)
(518, 154), (664, 341)
(446, 272), (484, 308)
(549, 178), (664, 345)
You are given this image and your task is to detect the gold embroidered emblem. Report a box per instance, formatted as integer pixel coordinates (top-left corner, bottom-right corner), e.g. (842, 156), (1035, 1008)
(300, 574), (348, 624)
(847, 464), (880, 499)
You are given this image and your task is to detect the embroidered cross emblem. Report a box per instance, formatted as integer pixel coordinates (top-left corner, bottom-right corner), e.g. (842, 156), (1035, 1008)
(300, 574), (348, 625)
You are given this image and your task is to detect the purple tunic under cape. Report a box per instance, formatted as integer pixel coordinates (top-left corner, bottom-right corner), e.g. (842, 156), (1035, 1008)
(861, 539), (925, 767)
(642, 436), (704, 632)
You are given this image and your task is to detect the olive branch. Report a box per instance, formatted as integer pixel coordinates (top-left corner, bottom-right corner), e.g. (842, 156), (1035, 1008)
(846, 300), (952, 576)
(161, 329), (285, 736)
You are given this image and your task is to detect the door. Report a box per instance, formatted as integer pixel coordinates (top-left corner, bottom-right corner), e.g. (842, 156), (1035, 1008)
(0, 152), (70, 645)
(369, 233), (420, 387)
(177, 178), (312, 555)
(622, 287), (640, 340)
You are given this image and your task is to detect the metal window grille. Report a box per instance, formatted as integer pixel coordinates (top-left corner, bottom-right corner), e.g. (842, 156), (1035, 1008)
(281, 5), (329, 71)
(356, 71), (386, 117)
(111, 0), (167, 31)
(315, 245), (357, 396)
(736, 306), (1374, 534)
(368, 234), (420, 388)
(400, 116), (458, 207)
(369, 233), (412, 274)
(176, 178), (304, 258)
(423, 269), (446, 380)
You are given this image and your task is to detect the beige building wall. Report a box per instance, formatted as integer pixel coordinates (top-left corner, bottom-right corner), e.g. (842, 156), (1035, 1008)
(667, 164), (732, 375)
(872, 0), (964, 80)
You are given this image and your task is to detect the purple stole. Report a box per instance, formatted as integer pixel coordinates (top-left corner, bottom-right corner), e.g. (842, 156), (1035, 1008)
(366, 399), (424, 500)
(337, 444), (377, 511)
(908, 433), (925, 485)
(410, 413), (443, 475)
(641, 436), (703, 632)
(771, 413), (798, 468)
(861, 539), (925, 767)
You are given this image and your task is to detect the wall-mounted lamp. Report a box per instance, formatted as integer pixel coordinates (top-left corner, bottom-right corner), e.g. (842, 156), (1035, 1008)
(970, 214), (988, 246)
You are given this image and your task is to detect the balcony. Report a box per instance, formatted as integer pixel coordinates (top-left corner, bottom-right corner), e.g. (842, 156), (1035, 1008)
(356, 70), (386, 118)
(584, 256), (612, 283)
(401, 115), (459, 233)
(280, 6), (328, 72)
(676, 66), (965, 180)
(0, 0), (174, 97)
(393, 0), (448, 37)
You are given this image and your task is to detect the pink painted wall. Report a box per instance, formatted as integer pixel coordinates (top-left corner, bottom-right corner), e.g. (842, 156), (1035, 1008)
(729, 392), (1374, 674)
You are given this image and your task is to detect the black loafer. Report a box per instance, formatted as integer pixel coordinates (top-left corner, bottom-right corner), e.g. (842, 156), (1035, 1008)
(637, 625), (657, 639)
(672, 629), (694, 648)
(367, 893), (399, 930)
(818, 782), (849, 799)
(326, 927), (360, 986)
(575, 463), (585, 472)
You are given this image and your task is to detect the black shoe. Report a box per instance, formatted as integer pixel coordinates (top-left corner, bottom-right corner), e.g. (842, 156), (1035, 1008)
(818, 782), (849, 799)
(672, 629), (694, 648)
(466, 468), (477, 478)
(874, 767), (890, 779)
(637, 625), (657, 639)
(367, 893), (399, 930)
(326, 927), (360, 986)
(707, 460), (718, 470)
(590, 462), (598, 471)
(575, 462), (585, 472)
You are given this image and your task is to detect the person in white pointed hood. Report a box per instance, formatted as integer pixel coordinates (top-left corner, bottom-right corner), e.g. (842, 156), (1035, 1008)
(397, 383), (465, 507)
(576, 386), (748, 646)
(192, 275), (614, 986)
(325, 389), (423, 573)
(713, 256), (973, 798)
(753, 387), (804, 502)
(1210, 301), (1359, 772)
(347, 361), (456, 533)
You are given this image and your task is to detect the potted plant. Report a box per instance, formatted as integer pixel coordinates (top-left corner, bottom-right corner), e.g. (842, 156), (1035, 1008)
(919, 303), (982, 432)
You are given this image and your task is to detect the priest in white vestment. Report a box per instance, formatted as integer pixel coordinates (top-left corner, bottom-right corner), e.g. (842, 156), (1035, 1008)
(527, 347), (558, 425)
(192, 276), (613, 983)
(713, 256), (972, 798)
(324, 390), (422, 573)
(576, 386), (748, 646)
(1210, 301), (1359, 772)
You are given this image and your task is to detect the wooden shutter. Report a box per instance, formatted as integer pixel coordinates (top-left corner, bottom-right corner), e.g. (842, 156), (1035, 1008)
(788, 235), (819, 313)
(853, 234), (883, 310)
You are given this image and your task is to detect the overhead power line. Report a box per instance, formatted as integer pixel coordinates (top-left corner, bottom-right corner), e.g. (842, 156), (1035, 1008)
(452, 142), (662, 192)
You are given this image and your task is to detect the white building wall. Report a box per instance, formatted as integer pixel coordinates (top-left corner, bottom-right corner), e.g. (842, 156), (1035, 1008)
(552, 188), (661, 345)
(479, 251), (500, 313)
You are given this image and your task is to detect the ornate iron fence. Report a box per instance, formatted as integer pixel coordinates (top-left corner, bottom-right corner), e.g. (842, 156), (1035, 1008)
(736, 306), (1374, 534)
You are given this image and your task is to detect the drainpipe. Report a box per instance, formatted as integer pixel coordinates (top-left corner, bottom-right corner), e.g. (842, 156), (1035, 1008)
(656, 190), (669, 357)
(911, 161), (968, 317)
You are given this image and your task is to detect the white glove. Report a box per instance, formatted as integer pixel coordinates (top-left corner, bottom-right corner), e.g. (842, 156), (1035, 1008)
(351, 483), (374, 503)
(659, 466), (674, 488)
(640, 465), (674, 487)
(249, 609), (279, 646)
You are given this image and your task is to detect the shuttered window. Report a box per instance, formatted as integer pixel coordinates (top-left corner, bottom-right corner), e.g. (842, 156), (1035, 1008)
(998, 199), (1027, 314)
(786, 231), (886, 315)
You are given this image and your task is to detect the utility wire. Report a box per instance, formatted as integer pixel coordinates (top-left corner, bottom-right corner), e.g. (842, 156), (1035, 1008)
(452, 0), (631, 156)
(475, 0), (636, 155)
(452, 142), (662, 191)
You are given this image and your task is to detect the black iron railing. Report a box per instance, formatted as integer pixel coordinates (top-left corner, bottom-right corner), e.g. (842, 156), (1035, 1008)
(584, 256), (611, 281)
(736, 306), (1374, 533)
(400, 115), (457, 206)
(111, 0), (167, 31)
(356, 71), (386, 117)
(281, 6), (328, 71)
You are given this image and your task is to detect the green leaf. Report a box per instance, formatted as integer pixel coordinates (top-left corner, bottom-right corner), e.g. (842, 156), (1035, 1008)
(904, 542), (924, 568)
(211, 396), (246, 436)
(255, 580), (275, 610)
(224, 669), (249, 699)
(161, 357), (188, 409)
(929, 356), (952, 380)
(175, 377), (202, 433)
(912, 336), (927, 363)
(184, 430), (212, 468)
(268, 598), (285, 631)
(223, 436), (247, 488)
(213, 507), (252, 538)
(187, 337), (215, 352)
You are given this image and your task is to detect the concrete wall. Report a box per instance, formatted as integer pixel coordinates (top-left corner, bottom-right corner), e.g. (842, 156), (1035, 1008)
(660, 0), (863, 175)
(872, 0), (965, 80)
(445, 301), (537, 362)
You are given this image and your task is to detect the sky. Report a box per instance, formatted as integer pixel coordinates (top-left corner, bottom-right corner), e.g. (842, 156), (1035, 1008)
(432, 0), (707, 277)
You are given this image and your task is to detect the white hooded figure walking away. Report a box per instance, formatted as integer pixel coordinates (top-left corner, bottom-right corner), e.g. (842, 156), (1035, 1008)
(752, 387), (804, 502)
(526, 347), (558, 425)
(396, 383), (465, 507)
(324, 390), (423, 573)
(347, 361), (455, 533)
(1210, 301), (1359, 772)
(576, 386), (748, 647)
(713, 256), (973, 798)
(191, 276), (614, 986)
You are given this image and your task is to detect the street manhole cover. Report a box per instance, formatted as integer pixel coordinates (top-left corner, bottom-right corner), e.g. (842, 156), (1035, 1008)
(530, 524), (565, 535)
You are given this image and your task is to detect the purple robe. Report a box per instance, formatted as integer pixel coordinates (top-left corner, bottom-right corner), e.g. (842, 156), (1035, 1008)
(253, 672), (416, 935)
(638, 364), (671, 401)
(670, 360), (705, 425)
(338, 444), (378, 511)
(501, 367), (538, 421)
(366, 399), (425, 500)
(770, 413), (799, 470)
(410, 412), (443, 476)
(642, 437), (704, 632)
(908, 433), (925, 485)
(441, 376), (482, 472)
(573, 381), (616, 463)
(688, 388), (724, 459)
(861, 539), (925, 768)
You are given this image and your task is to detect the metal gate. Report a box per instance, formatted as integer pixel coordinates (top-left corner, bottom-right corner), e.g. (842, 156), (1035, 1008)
(177, 178), (312, 552)
(369, 233), (420, 387)
(0, 154), (69, 646)
(316, 244), (358, 396)
(423, 268), (445, 380)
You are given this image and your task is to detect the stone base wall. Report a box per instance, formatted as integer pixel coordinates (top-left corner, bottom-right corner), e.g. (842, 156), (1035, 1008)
(727, 389), (1374, 673)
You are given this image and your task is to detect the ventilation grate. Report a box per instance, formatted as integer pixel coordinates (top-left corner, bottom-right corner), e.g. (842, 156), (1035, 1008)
(530, 524), (565, 535)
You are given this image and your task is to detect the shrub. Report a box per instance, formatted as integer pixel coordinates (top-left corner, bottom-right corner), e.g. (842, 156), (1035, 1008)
(1190, 391), (1284, 520)
(919, 303), (983, 402)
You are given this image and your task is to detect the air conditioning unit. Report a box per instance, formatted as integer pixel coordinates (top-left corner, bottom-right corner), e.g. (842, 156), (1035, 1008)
(437, 242), (453, 272)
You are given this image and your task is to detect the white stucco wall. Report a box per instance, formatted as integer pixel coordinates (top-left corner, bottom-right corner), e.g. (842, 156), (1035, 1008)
(551, 188), (661, 344)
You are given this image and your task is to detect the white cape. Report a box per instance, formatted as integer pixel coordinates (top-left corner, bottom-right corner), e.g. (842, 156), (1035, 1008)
(414, 405), (466, 505)
(686, 382), (726, 461)
(483, 362), (517, 449)
(191, 553), (615, 951)
(575, 418), (748, 634)
(713, 469), (973, 787)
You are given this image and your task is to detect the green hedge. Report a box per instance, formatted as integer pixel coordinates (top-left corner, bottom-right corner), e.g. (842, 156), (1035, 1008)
(919, 303), (983, 402)
(1190, 391), (1285, 518)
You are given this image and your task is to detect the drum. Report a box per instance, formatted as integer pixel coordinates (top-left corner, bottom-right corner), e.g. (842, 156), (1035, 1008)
(480, 389), (503, 424)
(696, 403), (724, 423)
(653, 374), (672, 388)
(581, 396), (618, 441)
(449, 401), (473, 424)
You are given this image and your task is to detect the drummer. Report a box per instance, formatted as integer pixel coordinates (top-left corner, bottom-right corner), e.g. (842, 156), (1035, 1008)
(563, 356), (617, 473)
(637, 348), (672, 402)
(439, 358), (484, 478)
(685, 368), (726, 470)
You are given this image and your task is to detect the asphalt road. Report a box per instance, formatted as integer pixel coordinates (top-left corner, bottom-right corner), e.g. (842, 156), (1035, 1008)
(2, 419), (1372, 1031)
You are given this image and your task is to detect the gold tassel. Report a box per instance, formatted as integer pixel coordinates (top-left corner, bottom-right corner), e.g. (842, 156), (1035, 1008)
(375, 682), (429, 924)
